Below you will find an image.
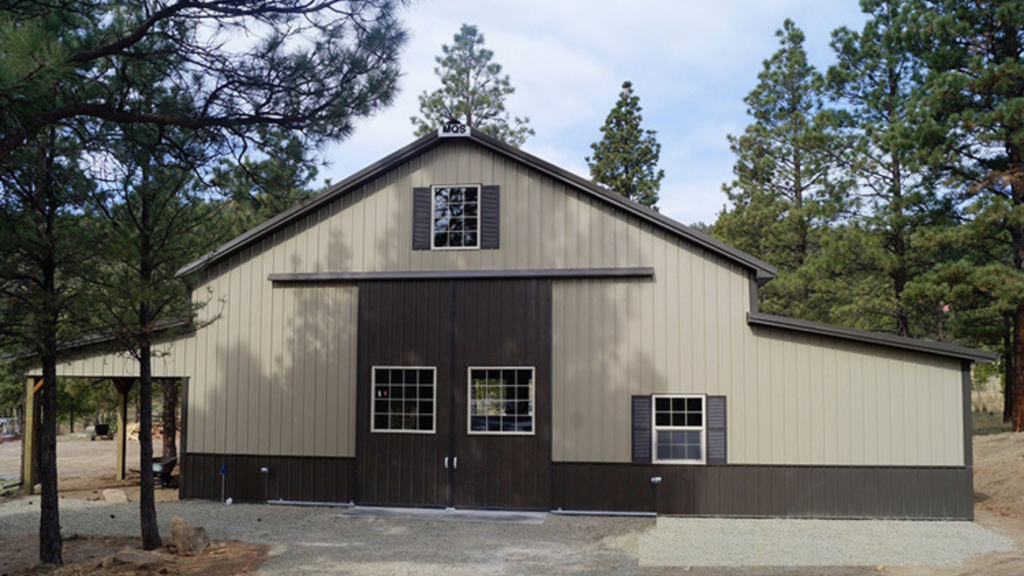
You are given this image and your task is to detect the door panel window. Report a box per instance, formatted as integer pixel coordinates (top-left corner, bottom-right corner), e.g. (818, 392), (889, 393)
(468, 367), (534, 435)
(371, 367), (436, 433)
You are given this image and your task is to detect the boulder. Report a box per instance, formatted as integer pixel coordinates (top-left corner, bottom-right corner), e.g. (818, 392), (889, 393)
(110, 547), (165, 568)
(170, 515), (211, 555)
(102, 488), (129, 503)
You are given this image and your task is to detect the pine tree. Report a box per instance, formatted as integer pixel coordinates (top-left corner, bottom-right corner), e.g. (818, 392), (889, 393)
(411, 24), (534, 147)
(904, 0), (1023, 427)
(714, 19), (851, 322)
(212, 131), (320, 238)
(0, 131), (96, 565)
(586, 81), (664, 209)
(0, 1), (408, 561)
(824, 0), (950, 337)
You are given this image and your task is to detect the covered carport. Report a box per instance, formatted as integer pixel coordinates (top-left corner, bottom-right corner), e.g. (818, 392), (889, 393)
(20, 374), (187, 495)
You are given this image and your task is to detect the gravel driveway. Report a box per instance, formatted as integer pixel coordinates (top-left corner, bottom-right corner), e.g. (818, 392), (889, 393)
(0, 496), (1015, 575)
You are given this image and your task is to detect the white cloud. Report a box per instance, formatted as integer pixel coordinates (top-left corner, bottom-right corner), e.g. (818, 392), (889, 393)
(317, 0), (868, 224)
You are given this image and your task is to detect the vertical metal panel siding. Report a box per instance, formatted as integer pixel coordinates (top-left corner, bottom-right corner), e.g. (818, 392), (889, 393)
(355, 281), (450, 507)
(49, 138), (970, 470)
(551, 464), (973, 519)
(180, 270), (359, 457)
(181, 453), (355, 503)
(551, 244), (966, 466)
(451, 279), (552, 510)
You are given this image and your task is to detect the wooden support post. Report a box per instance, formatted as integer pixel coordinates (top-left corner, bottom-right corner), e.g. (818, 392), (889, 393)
(114, 378), (134, 481)
(21, 377), (41, 495)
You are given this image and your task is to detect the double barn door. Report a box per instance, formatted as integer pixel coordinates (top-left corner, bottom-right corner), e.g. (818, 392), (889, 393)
(355, 280), (552, 510)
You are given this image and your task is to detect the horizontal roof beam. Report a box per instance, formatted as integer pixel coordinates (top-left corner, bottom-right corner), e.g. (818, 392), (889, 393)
(269, 267), (656, 283)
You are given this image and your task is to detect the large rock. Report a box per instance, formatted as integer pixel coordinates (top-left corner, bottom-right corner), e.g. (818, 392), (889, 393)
(170, 515), (211, 555)
(108, 547), (165, 569)
(102, 488), (129, 503)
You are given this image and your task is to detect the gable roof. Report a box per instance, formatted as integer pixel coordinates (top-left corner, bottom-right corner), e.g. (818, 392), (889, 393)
(177, 129), (777, 280)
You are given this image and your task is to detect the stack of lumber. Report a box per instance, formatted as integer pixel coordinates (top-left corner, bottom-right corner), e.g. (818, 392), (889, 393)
(126, 419), (182, 441)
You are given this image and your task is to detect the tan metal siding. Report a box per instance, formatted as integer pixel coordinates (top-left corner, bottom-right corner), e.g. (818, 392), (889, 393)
(48, 139), (966, 466)
(220, 141), (652, 278)
(52, 337), (192, 379)
(551, 238), (965, 466)
(185, 253), (359, 456)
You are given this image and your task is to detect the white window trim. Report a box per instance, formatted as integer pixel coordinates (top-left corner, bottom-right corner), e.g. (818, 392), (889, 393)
(651, 393), (707, 465)
(467, 366), (536, 436)
(430, 184), (482, 251)
(370, 365), (437, 434)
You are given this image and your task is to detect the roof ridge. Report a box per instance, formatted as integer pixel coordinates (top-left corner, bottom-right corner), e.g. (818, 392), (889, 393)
(177, 128), (777, 279)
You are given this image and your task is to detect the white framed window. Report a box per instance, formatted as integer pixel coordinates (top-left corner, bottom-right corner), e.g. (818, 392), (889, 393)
(371, 366), (436, 433)
(652, 394), (705, 463)
(468, 367), (535, 435)
(432, 185), (481, 250)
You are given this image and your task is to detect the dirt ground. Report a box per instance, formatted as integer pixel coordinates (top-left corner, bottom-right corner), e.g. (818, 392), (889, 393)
(0, 436), (265, 575)
(4, 434), (1024, 575)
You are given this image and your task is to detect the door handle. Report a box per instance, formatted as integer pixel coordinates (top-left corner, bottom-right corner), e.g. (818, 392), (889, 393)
(444, 457), (448, 469)
(453, 457), (457, 469)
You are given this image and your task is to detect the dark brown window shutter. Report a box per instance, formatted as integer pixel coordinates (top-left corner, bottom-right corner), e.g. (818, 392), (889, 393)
(412, 187), (431, 250)
(706, 395), (727, 464)
(481, 185), (500, 249)
(632, 395), (652, 464)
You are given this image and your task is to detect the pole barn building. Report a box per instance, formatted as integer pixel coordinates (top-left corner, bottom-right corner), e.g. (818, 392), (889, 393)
(32, 128), (996, 518)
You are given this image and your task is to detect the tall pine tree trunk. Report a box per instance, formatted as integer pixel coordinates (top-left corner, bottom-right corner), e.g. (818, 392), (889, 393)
(37, 135), (62, 564)
(38, 354), (62, 564)
(891, 152), (909, 337)
(1013, 304), (1024, 432)
(1011, 142), (1024, 432)
(138, 335), (161, 549)
(1005, 314), (1015, 423)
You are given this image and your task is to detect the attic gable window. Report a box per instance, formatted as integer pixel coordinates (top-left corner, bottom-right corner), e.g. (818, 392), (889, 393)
(413, 185), (499, 251)
(432, 185), (480, 249)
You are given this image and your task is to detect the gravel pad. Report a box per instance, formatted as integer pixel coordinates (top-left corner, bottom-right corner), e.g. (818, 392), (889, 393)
(640, 517), (1015, 567)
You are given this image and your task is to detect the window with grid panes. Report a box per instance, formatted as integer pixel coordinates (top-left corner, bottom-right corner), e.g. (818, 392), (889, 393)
(371, 367), (436, 433)
(652, 395), (705, 462)
(468, 368), (534, 434)
(432, 185), (480, 249)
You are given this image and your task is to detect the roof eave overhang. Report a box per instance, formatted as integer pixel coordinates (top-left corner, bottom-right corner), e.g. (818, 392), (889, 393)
(747, 312), (999, 363)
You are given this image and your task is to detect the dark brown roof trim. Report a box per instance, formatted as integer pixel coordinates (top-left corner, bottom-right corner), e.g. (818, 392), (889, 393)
(177, 133), (446, 277)
(747, 312), (999, 363)
(466, 131), (777, 280)
(177, 129), (776, 280)
(269, 267), (655, 283)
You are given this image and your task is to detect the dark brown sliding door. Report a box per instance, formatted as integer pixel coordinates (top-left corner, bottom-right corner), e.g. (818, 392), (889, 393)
(356, 281), (450, 507)
(355, 279), (551, 510)
(451, 280), (551, 509)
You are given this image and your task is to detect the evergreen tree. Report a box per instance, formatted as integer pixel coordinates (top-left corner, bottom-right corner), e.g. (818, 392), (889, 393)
(0, 132), (95, 565)
(586, 81), (664, 209)
(91, 124), (213, 550)
(714, 19), (851, 321)
(0, 1), (408, 561)
(904, 0), (1024, 427)
(825, 0), (950, 337)
(212, 132), (321, 238)
(411, 24), (534, 147)
(0, 1), (407, 162)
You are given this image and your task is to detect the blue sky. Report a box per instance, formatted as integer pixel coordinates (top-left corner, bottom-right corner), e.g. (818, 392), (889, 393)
(319, 0), (868, 226)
